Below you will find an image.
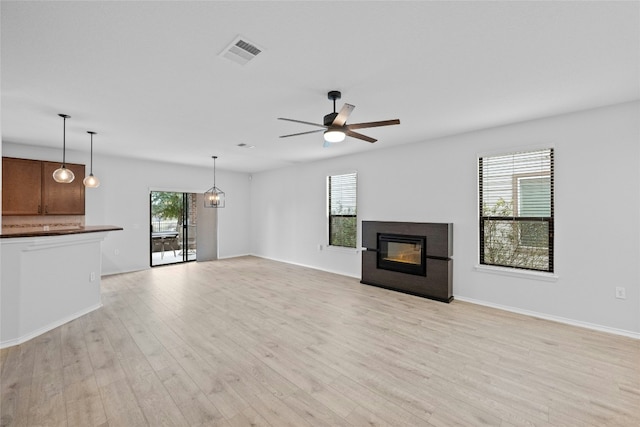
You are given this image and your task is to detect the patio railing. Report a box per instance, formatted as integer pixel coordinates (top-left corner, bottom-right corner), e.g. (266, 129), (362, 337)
(151, 219), (178, 232)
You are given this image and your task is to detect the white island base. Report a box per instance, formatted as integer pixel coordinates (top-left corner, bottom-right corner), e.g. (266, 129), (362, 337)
(1, 230), (114, 348)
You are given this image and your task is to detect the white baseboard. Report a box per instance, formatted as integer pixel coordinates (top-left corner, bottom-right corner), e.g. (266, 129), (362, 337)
(102, 266), (149, 276)
(251, 254), (361, 279)
(0, 303), (103, 349)
(217, 253), (252, 260)
(455, 296), (640, 339)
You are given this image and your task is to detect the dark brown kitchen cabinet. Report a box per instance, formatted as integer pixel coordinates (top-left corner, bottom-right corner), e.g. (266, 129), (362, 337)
(41, 161), (86, 215)
(2, 158), (42, 215)
(2, 157), (85, 216)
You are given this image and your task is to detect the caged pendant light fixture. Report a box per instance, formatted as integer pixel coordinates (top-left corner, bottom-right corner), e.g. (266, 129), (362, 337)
(83, 131), (100, 188)
(52, 114), (75, 183)
(204, 156), (225, 208)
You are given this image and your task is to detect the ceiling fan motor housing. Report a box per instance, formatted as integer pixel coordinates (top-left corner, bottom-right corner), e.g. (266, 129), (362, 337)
(324, 112), (338, 126)
(325, 90), (342, 126)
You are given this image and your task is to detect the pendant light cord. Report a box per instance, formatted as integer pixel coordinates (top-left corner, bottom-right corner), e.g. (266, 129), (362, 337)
(213, 156), (217, 188)
(62, 116), (67, 167)
(89, 133), (94, 174)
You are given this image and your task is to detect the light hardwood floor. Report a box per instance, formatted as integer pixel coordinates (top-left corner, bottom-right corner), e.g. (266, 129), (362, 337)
(1, 256), (639, 426)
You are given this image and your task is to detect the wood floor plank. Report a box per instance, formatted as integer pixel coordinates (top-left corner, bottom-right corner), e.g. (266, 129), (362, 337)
(283, 389), (355, 427)
(171, 388), (225, 427)
(0, 371), (32, 427)
(246, 391), (314, 427)
(25, 392), (67, 427)
(1, 256), (638, 426)
(98, 378), (147, 426)
(225, 406), (272, 427)
(31, 329), (63, 378)
(65, 394), (108, 427)
(127, 370), (188, 427)
(0, 343), (35, 427)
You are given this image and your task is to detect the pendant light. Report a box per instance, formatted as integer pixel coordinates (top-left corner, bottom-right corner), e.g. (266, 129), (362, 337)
(204, 156), (225, 208)
(52, 114), (75, 183)
(83, 131), (100, 188)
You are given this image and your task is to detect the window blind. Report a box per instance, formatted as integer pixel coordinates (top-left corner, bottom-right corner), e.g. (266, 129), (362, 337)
(479, 148), (554, 272)
(328, 173), (357, 248)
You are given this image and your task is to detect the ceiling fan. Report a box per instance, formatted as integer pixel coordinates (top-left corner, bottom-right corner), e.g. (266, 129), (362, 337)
(278, 91), (400, 147)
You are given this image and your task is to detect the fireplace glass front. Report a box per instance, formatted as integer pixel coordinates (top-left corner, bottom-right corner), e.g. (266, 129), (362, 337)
(377, 233), (426, 276)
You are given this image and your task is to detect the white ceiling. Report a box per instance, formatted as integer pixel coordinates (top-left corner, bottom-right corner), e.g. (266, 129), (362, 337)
(2, 1), (638, 174)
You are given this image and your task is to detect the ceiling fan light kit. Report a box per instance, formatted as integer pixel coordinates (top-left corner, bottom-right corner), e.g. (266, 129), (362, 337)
(278, 90), (400, 146)
(324, 129), (346, 143)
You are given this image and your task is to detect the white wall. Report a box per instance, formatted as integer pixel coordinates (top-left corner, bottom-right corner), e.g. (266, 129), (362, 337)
(3, 102), (638, 335)
(250, 101), (640, 335)
(1, 143), (252, 274)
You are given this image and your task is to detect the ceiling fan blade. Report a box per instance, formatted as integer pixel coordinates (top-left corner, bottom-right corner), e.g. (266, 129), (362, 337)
(346, 130), (377, 143)
(332, 103), (355, 126)
(278, 118), (327, 128)
(280, 129), (325, 138)
(346, 119), (400, 130)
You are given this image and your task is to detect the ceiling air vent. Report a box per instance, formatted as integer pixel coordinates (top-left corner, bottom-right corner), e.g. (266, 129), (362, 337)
(220, 36), (263, 66)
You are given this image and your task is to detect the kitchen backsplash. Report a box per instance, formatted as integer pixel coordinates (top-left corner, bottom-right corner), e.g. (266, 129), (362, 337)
(2, 215), (85, 233)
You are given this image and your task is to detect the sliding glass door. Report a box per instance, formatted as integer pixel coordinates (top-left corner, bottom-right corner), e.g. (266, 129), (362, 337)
(150, 191), (197, 266)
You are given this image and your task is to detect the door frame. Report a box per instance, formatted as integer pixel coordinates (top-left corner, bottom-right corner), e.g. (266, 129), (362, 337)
(149, 189), (198, 267)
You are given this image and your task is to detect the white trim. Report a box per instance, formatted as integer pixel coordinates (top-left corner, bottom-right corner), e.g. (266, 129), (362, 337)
(324, 245), (360, 254)
(0, 303), (103, 349)
(455, 296), (639, 339)
(217, 252), (251, 260)
(103, 266), (149, 276)
(1, 232), (110, 250)
(22, 233), (109, 251)
(474, 264), (559, 282)
(325, 168), (358, 177)
(251, 254), (360, 279)
(149, 186), (205, 195)
(476, 142), (556, 159)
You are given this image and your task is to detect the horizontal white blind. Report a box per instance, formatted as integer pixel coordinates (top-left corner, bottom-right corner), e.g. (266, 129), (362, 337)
(479, 148), (554, 272)
(329, 173), (357, 215)
(328, 173), (357, 248)
(480, 149), (553, 218)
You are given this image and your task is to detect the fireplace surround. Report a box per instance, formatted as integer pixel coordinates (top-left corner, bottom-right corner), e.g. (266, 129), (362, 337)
(361, 221), (453, 302)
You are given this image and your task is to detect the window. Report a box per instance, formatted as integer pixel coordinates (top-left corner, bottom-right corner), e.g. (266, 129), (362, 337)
(328, 172), (357, 248)
(479, 148), (554, 272)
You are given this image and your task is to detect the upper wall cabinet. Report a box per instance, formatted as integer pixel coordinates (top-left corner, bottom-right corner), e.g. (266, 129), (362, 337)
(2, 157), (86, 216)
(41, 161), (86, 215)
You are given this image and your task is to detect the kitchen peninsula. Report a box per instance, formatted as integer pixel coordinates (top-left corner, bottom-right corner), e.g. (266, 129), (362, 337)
(0, 225), (122, 348)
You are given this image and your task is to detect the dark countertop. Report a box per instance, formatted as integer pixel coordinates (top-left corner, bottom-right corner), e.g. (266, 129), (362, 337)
(0, 225), (123, 239)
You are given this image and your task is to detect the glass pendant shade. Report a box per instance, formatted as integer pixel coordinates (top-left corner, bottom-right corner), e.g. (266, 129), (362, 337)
(84, 131), (100, 188)
(204, 155), (225, 208)
(324, 129), (346, 143)
(53, 114), (75, 183)
(83, 173), (100, 188)
(53, 166), (75, 183)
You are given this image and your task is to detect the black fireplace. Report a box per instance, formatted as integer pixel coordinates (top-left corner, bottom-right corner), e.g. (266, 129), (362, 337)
(377, 233), (426, 276)
(362, 221), (453, 303)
